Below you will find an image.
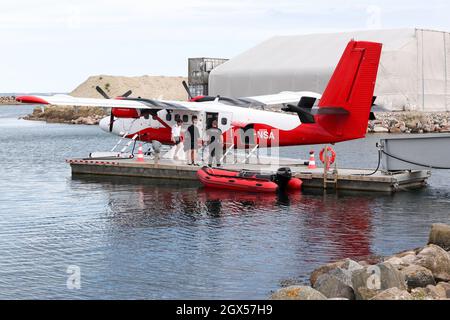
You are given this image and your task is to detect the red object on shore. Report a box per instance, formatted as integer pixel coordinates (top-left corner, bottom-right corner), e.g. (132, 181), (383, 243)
(197, 167), (278, 193)
(15, 96), (49, 104)
(197, 167), (302, 193)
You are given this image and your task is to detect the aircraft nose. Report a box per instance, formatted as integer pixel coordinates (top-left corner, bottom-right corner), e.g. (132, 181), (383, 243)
(99, 116), (110, 133)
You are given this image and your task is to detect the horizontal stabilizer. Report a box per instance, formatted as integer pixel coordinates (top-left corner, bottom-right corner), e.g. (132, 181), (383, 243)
(282, 104), (315, 124)
(311, 107), (349, 115)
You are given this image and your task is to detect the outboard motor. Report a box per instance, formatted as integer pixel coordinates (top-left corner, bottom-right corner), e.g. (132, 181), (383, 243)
(274, 167), (292, 190)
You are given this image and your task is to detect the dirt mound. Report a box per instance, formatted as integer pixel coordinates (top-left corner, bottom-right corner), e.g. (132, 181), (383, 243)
(70, 75), (189, 101)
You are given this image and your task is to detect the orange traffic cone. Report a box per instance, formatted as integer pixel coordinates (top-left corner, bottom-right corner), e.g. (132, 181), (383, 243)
(308, 150), (317, 169)
(136, 143), (145, 162)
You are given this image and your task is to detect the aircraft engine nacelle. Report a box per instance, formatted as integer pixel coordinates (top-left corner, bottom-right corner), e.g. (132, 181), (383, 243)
(111, 108), (141, 118)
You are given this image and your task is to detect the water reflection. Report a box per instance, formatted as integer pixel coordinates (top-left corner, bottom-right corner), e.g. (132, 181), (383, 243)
(71, 174), (375, 261)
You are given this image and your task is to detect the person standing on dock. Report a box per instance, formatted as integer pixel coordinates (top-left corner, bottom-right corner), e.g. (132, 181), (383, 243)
(206, 119), (223, 167)
(184, 115), (201, 166)
(171, 119), (183, 160)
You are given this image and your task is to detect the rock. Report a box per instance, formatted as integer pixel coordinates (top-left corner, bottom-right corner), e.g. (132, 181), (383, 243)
(84, 117), (96, 125)
(327, 297), (349, 300)
(313, 260), (364, 299)
(310, 259), (347, 286)
(423, 124), (432, 133)
(399, 264), (435, 289)
(310, 258), (364, 287)
(313, 272), (355, 300)
(400, 254), (417, 265)
(385, 256), (403, 265)
(370, 287), (413, 300)
(385, 250), (417, 265)
(411, 287), (433, 300)
(373, 126), (389, 133)
(352, 262), (407, 300)
(270, 285), (326, 300)
(341, 259), (365, 274)
(414, 244), (450, 281)
(426, 284), (448, 299)
(435, 282), (450, 298)
(356, 254), (384, 266)
(428, 223), (450, 251)
(389, 127), (402, 133)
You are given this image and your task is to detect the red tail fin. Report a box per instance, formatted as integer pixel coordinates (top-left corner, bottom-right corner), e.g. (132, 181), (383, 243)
(317, 40), (382, 141)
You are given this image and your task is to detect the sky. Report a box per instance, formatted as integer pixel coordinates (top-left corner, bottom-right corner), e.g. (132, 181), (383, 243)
(1, 0), (450, 93)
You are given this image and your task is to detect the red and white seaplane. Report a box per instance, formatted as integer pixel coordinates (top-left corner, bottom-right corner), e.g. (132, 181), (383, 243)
(16, 40), (382, 157)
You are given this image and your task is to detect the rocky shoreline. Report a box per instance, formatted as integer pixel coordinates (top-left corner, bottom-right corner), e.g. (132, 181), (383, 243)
(368, 112), (450, 133)
(271, 223), (450, 300)
(0, 96), (21, 105)
(22, 105), (107, 125)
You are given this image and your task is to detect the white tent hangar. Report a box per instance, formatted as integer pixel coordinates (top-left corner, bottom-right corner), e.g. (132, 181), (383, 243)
(209, 28), (450, 112)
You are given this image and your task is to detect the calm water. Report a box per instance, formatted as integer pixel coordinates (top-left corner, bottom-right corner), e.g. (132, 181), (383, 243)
(0, 105), (449, 299)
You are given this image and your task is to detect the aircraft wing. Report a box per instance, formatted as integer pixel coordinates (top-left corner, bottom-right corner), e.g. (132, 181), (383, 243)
(244, 91), (322, 106)
(16, 94), (199, 111)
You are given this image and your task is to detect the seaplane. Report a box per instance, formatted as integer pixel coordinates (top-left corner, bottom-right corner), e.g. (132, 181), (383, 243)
(16, 40), (382, 160)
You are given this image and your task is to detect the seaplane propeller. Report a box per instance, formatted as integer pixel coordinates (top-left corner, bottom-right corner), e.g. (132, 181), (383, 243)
(182, 80), (193, 100)
(95, 86), (133, 132)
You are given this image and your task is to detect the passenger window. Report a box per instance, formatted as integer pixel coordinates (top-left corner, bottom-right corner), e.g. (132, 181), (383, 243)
(174, 114), (181, 122)
(221, 117), (228, 125)
(166, 113), (172, 121)
(183, 115), (189, 123)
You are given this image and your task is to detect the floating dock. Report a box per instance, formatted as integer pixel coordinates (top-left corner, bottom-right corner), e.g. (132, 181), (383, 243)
(66, 156), (431, 193)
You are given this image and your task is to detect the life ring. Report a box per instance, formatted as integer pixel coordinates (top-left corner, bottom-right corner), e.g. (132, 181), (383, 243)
(319, 146), (336, 166)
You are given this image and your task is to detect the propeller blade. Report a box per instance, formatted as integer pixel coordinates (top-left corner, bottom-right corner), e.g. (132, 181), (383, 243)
(109, 112), (114, 132)
(96, 86), (111, 99)
(182, 81), (193, 99)
(121, 90), (132, 98)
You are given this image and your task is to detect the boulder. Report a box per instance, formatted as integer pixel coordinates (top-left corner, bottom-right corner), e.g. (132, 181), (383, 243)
(385, 250), (417, 266)
(435, 282), (450, 298)
(370, 287), (413, 300)
(399, 264), (435, 289)
(389, 127), (402, 133)
(410, 287), (433, 300)
(356, 254), (384, 266)
(428, 223), (450, 251)
(352, 262), (407, 300)
(310, 259), (348, 286)
(313, 272), (355, 300)
(373, 126), (389, 133)
(384, 256), (403, 266)
(310, 258), (364, 287)
(341, 259), (365, 273)
(414, 244), (450, 281)
(425, 284), (448, 299)
(270, 285), (326, 300)
(400, 254), (417, 265)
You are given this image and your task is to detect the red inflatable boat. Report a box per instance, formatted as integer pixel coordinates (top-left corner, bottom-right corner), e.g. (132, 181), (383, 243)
(197, 166), (302, 193)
